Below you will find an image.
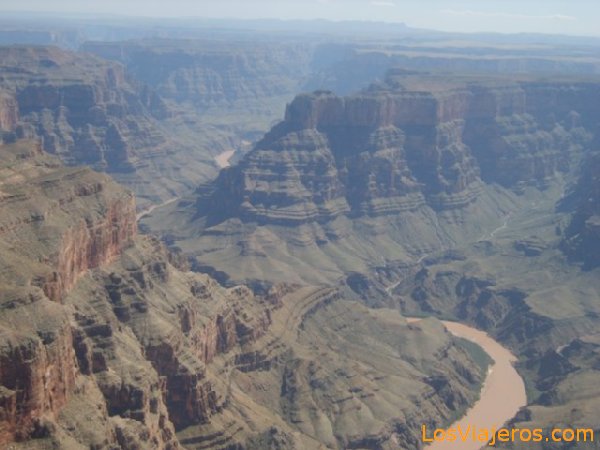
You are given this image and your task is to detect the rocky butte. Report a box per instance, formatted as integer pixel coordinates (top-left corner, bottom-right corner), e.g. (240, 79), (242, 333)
(0, 138), (489, 449)
(144, 71), (599, 285)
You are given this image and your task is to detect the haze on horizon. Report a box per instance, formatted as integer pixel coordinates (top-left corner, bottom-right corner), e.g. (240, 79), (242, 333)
(0, 0), (598, 37)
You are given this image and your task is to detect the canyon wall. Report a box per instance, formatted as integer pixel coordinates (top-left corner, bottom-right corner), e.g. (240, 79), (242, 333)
(0, 140), (279, 448)
(0, 91), (18, 133)
(140, 73), (600, 288)
(203, 79), (598, 226)
(0, 291), (77, 444)
(82, 40), (315, 109)
(0, 140), (137, 446)
(0, 141), (137, 304)
(0, 140), (487, 449)
(0, 45), (224, 209)
(563, 144), (600, 269)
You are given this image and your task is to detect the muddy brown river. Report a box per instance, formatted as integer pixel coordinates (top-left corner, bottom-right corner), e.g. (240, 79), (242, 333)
(407, 318), (527, 450)
(215, 149), (235, 168)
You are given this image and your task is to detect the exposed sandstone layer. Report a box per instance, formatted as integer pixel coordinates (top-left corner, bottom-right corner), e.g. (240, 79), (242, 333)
(144, 74), (598, 284)
(82, 38), (322, 163)
(0, 140), (137, 446)
(0, 140), (136, 303)
(174, 287), (486, 450)
(0, 140), (268, 448)
(210, 79), (598, 223)
(0, 45), (225, 209)
(0, 290), (77, 445)
(0, 140), (488, 449)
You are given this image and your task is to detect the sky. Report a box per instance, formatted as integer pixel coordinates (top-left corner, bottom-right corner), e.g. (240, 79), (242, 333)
(0, 0), (598, 36)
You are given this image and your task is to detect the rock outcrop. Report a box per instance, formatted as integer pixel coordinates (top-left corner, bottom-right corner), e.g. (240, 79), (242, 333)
(0, 139), (488, 449)
(562, 140), (600, 268)
(81, 38), (322, 160)
(0, 91), (18, 133)
(0, 139), (138, 446)
(0, 291), (77, 445)
(144, 73), (599, 284)
(201, 77), (598, 225)
(464, 83), (598, 189)
(82, 39), (314, 109)
(0, 45), (223, 209)
(0, 139), (137, 303)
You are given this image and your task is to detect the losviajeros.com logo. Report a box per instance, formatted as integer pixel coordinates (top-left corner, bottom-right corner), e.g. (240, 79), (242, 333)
(421, 424), (594, 446)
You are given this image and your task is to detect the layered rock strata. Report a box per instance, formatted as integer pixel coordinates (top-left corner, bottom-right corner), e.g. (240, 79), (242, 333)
(562, 137), (600, 268)
(82, 39), (314, 109)
(144, 74), (598, 284)
(201, 79), (598, 226)
(0, 139), (137, 445)
(0, 140), (488, 449)
(0, 45), (222, 208)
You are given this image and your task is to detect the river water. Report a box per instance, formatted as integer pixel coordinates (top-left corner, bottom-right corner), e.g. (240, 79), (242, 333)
(407, 318), (527, 450)
(215, 149), (235, 168)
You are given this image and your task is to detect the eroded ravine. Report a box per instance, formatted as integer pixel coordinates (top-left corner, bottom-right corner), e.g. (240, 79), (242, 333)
(407, 318), (527, 450)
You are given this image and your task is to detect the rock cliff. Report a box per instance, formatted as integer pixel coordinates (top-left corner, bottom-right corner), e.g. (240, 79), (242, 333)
(0, 45), (223, 209)
(81, 38), (322, 159)
(0, 139), (137, 303)
(562, 137), (600, 268)
(82, 39), (314, 109)
(206, 78), (599, 224)
(0, 139), (488, 449)
(0, 139), (136, 446)
(144, 73), (599, 284)
(0, 91), (18, 134)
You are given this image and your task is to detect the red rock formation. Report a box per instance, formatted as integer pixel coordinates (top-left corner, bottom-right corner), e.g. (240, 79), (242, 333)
(139, 283), (274, 429)
(0, 140), (292, 447)
(41, 192), (137, 303)
(0, 141), (140, 447)
(0, 291), (77, 446)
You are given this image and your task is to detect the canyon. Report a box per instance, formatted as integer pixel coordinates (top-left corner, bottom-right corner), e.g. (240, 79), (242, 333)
(0, 46), (229, 210)
(407, 318), (526, 450)
(82, 39), (314, 111)
(1, 18), (600, 450)
(143, 69), (600, 449)
(0, 139), (489, 449)
(143, 71), (599, 285)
